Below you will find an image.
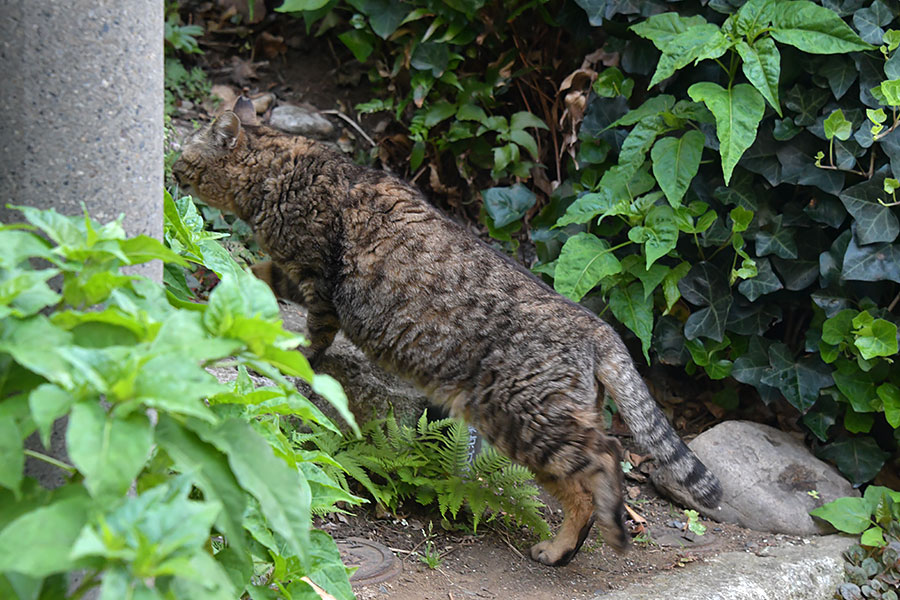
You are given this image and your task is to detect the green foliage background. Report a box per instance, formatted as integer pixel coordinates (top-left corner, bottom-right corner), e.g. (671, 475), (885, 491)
(282, 0), (900, 486)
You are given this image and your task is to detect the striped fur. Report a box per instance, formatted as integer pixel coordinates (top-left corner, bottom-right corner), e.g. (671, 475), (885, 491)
(172, 112), (722, 566)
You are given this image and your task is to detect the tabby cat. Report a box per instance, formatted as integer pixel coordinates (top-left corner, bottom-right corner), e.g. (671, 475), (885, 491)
(172, 105), (722, 566)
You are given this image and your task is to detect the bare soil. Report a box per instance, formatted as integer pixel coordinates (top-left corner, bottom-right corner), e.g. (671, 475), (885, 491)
(319, 479), (798, 600)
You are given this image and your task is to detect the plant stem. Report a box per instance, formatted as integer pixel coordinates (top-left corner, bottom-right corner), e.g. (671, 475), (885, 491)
(23, 449), (77, 473)
(68, 571), (101, 600)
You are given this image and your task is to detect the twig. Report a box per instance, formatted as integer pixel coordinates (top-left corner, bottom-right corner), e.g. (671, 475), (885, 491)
(24, 449), (76, 473)
(888, 290), (900, 312)
(320, 109), (377, 147)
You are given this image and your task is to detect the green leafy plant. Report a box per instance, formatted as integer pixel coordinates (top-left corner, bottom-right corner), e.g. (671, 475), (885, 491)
(0, 199), (359, 599)
(164, 2), (209, 116)
(684, 509), (707, 536)
(521, 0), (899, 487)
(811, 486), (900, 599)
(297, 410), (550, 539)
(417, 522), (442, 569)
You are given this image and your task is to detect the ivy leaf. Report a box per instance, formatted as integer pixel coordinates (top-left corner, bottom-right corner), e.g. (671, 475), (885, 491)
(760, 343), (833, 412)
(688, 82), (765, 185)
(482, 184), (537, 228)
(818, 437), (889, 485)
(337, 30), (374, 62)
(554, 233), (622, 302)
(353, 0), (409, 39)
(824, 109), (852, 141)
(770, 1), (875, 54)
(832, 358), (879, 412)
(771, 256), (819, 291)
(608, 281), (654, 362)
(851, 0), (893, 45)
(784, 84), (831, 126)
(738, 257), (783, 301)
(736, 38), (782, 116)
(841, 234), (900, 283)
(755, 215), (798, 259)
(651, 130), (705, 208)
(410, 42), (450, 77)
(819, 55), (858, 100)
(839, 176), (900, 245)
(679, 261), (733, 341)
(852, 313), (899, 360)
(877, 383), (900, 427)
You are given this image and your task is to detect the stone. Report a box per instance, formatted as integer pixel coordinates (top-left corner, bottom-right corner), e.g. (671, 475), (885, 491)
(269, 103), (335, 138)
(652, 421), (859, 536)
(592, 535), (854, 600)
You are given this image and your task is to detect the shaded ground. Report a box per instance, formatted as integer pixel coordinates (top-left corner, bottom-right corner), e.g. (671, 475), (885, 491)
(319, 487), (796, 600)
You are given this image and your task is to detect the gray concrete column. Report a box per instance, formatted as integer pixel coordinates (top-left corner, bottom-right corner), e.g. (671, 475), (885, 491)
(0, 0), (164, 281)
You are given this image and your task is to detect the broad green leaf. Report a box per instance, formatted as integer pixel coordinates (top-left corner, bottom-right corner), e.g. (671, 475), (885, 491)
(679, 262), (733, 342)
(353, 0), (408, 39)
(618, 118), (663, 172)
(155, 417), (248, 557)
(688, 83), (765, 185)
(821, 308), (855, 345)
(760, 343), (833, 412)
(0, 492), (91, 576)
(307, 529), (356, 600)
(337, 30), (374, 62)
(28, 383), (73, 448)
(648, 24), (732, 87)
(556, 166), (655, 226)
(662, 261), (690, 311)
(423, 101), (457, 128)
(508, 129), (539, 159)
(820, 55), (857, 100)
(67, 402), (153, 500)
(877, 383), (900, 427)
(277, 0), (332, 10)
(481, 184), (537, 229)
(860, 526), (886, 547)
(509, 111), (548, 131)
(651, 130), (705, 207)
(0, 270), (60, 318)
(554, 233), (622, 302)
(0, 229), (54, 269)
(189, 418), (313, 568)
(608, 281), (654, 362)
(607, 95), (676, 129)
(819, 437), (889, 484)
(0, 315), (73, 388)
(809, 496), (871, 533)
(823, 109), (852, 141)
(770, 1), (875, 53)
(736, 38), (782, 116)
(410, 41), (449, 76)
(844, 408), (875, 433)
(624, 257), (669, 299)
(641, 205), (679, 268)
(630, 13), (708, 49)
(733, 0), (776, 37)
(118, 236), (189, 267)
(0, 417), (22, 497)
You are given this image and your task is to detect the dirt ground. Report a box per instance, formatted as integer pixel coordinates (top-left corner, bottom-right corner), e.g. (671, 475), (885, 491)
(319, 480), (798, 600)
(175, 12), (806, 599)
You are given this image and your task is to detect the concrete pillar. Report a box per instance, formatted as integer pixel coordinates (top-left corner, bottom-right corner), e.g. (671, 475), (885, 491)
(0, 0), (164, 281)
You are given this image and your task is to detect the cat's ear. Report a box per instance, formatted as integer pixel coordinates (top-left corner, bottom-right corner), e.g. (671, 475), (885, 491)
(212, 111), (242, 148)
(232, 95), (258, 126)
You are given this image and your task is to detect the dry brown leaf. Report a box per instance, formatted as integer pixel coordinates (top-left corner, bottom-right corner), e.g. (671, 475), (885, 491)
(256, 31), (287, 59)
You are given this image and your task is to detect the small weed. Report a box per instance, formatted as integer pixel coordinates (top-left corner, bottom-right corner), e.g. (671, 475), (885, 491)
(684, 510), (707, 536)
(417, 523), (442, 570)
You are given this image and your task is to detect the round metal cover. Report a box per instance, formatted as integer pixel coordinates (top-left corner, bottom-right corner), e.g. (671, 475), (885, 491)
(336, 537), (401, 586)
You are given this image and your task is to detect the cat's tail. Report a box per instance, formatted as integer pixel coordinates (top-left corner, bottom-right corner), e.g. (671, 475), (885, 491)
(593, 330), (722, 509)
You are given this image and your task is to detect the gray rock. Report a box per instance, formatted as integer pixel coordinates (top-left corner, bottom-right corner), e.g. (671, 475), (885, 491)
(208, 300), (429, 429)
(278, 301), (430, 426)
(653, 421), (858, 536)
(593, 534), (854, 600)
(269, 104), (335, 138)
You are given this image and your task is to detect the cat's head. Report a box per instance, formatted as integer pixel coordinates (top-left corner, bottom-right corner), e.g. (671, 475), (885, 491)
(171, 110), (248, 213)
